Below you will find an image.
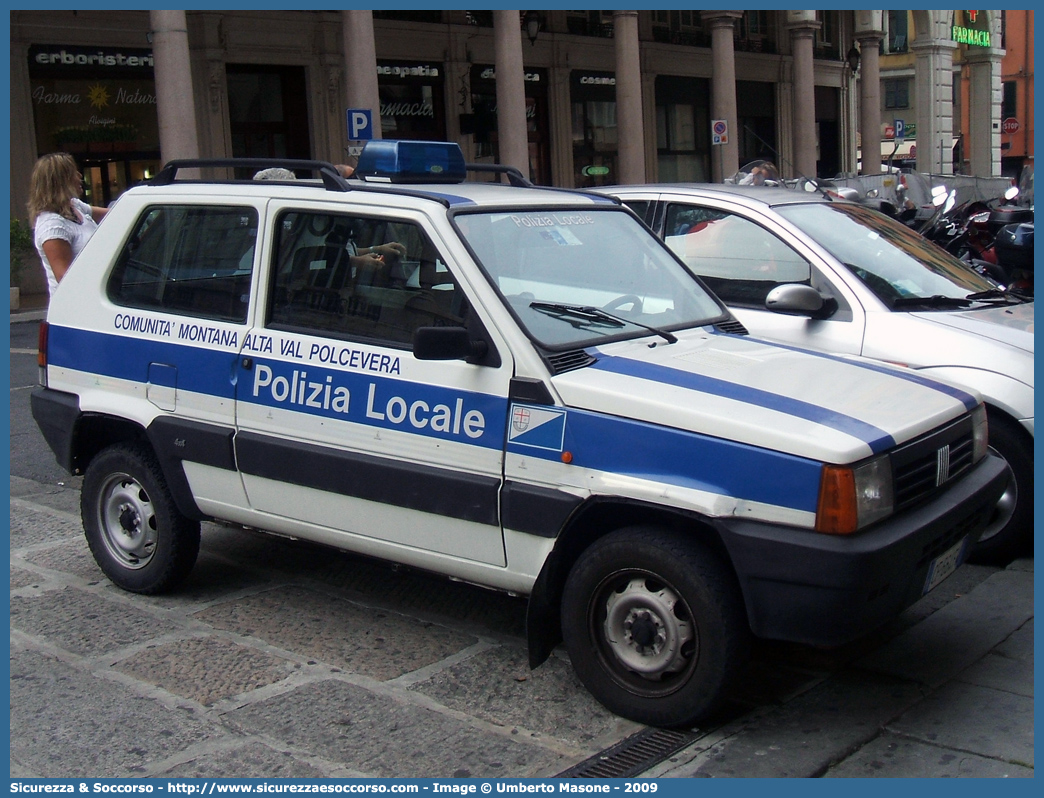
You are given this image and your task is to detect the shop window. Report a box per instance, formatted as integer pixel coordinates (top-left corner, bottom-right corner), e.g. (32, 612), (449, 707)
(226, 65), (310, 171)
(28, 44), (161, 205)
(737, 81), (777, 165)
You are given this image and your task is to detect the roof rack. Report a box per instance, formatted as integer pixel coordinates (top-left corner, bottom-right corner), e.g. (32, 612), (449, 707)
(146, 150), (619, 206)
(149, 158), (349, 191)
(465, 163), (533, 188)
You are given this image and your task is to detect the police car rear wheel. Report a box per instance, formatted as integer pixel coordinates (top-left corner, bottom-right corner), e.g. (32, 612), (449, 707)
(82, 442), (200, 594)
(561, 526), (748, 727)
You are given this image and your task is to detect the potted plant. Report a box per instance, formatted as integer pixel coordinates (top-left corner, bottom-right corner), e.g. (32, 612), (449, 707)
(10, 215), (35, 310)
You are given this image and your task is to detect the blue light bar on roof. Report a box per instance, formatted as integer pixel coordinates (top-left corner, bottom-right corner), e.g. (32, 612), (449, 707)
(354, 140), (467, 184)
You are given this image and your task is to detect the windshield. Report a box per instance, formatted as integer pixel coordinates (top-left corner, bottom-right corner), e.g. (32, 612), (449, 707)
(775, 202), (998, 307)
(455, 208), (725, 348)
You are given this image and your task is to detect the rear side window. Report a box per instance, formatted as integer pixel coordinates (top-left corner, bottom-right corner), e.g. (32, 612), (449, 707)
(107, 205), (258, 323)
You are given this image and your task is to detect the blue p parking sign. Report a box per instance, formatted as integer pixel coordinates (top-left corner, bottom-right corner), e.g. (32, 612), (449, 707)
(347, 109), (373, 140)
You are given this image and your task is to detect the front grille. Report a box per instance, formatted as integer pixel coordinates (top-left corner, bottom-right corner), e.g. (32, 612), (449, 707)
(891, 415), (976, 510)
(546, 349), (597, 374)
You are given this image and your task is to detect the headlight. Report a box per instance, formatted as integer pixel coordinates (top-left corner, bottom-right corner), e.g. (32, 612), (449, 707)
(816, 454), (895, 535)
(971, 403), (989, 463)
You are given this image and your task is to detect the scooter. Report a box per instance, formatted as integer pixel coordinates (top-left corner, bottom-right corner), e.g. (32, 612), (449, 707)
(974, 221), (1034, 297)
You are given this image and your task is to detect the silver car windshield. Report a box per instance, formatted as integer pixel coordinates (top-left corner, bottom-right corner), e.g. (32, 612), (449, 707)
(455, 208), (725, 348)
(775, 202), (998, 305)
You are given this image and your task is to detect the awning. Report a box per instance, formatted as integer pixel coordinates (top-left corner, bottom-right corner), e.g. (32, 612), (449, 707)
(881, 140), (917, 160)
(878, 139), (961, 162)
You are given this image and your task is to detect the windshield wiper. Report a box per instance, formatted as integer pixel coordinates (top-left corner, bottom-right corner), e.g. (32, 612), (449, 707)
(964, 288), (1030, 305)
(891, 294), (973, 309)
(529, 302), (678, 344)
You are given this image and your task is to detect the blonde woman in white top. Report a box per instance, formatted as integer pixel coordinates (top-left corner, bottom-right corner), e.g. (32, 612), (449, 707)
(27, 152), (108, 296)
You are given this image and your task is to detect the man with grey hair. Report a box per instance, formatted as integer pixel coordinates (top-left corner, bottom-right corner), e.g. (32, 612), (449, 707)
(253, 167), (296, 180)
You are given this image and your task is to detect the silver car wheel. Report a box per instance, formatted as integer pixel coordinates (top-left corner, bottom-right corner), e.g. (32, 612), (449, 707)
(98, 472), (158, 569)
(602, 575), (695, 679)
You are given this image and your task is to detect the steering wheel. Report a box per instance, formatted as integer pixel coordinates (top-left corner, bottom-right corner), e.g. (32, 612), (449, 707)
(603, 294), (643, 314)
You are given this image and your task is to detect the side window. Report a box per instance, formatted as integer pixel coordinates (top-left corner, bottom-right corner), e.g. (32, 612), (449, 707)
(267, 211), (468, 347)
(663, 204), (811, 307)
(108, 205), (257, 323)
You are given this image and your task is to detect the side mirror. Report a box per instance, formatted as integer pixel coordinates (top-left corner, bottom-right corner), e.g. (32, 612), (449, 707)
(765, 283), (838, 320)
(413, 326), (488, 362)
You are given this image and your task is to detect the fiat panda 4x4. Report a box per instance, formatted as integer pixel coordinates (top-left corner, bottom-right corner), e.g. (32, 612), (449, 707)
(32, 141), (1008, 728)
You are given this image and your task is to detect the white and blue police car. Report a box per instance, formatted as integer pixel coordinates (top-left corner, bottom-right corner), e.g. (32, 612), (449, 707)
(32, 140), (1008, 728)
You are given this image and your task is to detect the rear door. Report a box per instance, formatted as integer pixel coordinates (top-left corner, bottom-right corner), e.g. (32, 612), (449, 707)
(101, 197), (263, 515)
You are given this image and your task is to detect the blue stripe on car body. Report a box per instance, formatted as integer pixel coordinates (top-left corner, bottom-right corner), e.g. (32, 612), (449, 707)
(507, 404), (822, 513)
(48, 324), (239, 399)
(52, 325), (822, 516)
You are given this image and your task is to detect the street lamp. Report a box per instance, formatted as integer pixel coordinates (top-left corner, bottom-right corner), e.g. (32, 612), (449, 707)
(524, 11), (540, 46)
(846, 44), (861, 74)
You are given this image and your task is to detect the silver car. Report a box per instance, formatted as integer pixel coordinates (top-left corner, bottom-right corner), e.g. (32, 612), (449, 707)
(600, 184), (1033, 562)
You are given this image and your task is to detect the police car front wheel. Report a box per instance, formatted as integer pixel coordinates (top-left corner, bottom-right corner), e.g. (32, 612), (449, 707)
(81, 442), (201, 594)
(561, 526), (749, 728)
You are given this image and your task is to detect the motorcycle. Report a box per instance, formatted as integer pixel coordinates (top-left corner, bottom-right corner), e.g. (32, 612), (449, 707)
(970, 221), (1034, 297)
(920, 186), (1034, 296)
(927, 186), (1030, 260)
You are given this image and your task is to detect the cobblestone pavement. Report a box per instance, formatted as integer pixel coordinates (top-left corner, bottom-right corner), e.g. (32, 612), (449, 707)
(9, 474), (1032, 778)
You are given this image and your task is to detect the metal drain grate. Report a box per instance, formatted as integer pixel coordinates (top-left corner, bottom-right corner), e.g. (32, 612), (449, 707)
(555, 728), (700, 778)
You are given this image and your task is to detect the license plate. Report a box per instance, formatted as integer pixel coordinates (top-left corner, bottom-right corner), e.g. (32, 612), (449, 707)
(923, 537), (967, 595)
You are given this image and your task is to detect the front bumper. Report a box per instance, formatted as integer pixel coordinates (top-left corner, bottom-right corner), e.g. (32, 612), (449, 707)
(716, 451), (1009, 646)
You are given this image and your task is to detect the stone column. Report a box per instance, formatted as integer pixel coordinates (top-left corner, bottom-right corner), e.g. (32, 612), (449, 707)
(703, 11), (742, 181)
(911, 36), (958, 174)
(549, 65), (574, 187)
(965, 45), (1004, 177)
(853, 11), (883, 175)
(150, 10), (200, 165)
(493, 10), (530, 179)
(613, 10), (645, 184)
(342, 10), (382, 140)
(786, 12), (820, 179)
